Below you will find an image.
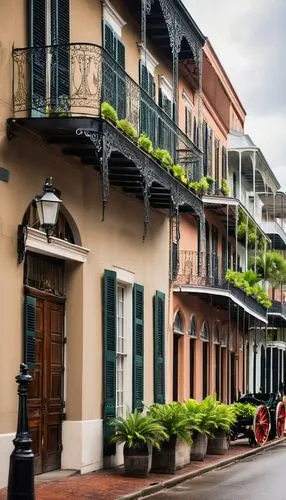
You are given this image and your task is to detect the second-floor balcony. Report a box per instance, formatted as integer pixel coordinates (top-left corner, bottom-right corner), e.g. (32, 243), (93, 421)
(260, 221), (286, 250)
(12, 43), (201, 175)
(10, 43), (205, 230)
(268, 300), (286, 327)
(175, 250), (267, 321)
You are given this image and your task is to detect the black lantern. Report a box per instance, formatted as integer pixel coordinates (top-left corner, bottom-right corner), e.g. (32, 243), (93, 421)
(35, 177), (62, 242)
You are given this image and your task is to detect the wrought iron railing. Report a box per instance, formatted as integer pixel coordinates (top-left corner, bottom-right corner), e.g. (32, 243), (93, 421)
(176, 250), (267, 317)
(12, 43), (201, 175)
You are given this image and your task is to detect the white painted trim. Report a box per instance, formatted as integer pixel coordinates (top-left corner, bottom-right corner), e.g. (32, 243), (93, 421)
(25, 227), (90, 263)
(182, 90), (193, 109)
(202, 195), (238, 206)
(0, 433), (15, 488)
(139, 45), (159, 74)
(62, 420), (103, 473)
(267, 341), (286, 350)
(113, 266), (135, 285)
(159, 76), (173, 101)
(103, 0), (126, 37)
(173, 285), (267, 324)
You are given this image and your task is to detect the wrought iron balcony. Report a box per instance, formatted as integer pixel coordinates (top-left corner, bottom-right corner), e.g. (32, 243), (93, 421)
(12, 43), (202, 174)
(268, 300), (286, 317)
(175, 250), (267, 318)
(260, 221), (286, 250)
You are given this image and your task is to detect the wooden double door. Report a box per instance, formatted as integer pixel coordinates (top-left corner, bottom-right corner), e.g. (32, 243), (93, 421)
(27, 292), (65, 475)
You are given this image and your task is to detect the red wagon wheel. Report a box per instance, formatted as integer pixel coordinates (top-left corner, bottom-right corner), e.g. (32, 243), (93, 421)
(276, 401), (285, 439)
(253, 404), (270, 446)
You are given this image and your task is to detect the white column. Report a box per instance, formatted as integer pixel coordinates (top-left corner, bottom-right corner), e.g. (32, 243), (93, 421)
(239, 152), (242, 200)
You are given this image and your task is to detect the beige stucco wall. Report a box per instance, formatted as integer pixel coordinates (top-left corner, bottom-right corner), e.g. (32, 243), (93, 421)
(0, 128), (169, 431)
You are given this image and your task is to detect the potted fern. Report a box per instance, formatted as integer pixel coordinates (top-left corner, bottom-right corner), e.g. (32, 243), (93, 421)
(148, 402), (192, 473)
(207, 400), (237, 455)
(184, 398), (217, 461)
(101, 102), (118, 125)
(110, 409), (167, 477)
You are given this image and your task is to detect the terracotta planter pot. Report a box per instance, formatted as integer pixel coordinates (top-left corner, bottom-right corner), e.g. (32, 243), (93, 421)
(191, 432), (208, 461)
(207, 429), (229, 455)
(123, 443), (152, 477)
(152, 435), (190, 474)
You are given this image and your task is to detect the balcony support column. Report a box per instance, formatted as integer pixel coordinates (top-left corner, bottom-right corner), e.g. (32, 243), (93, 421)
(246, 215), (249, 270)
(235, 204), (238, 271)
(253, 152), (256, 219)
(239, 151), (242, 200)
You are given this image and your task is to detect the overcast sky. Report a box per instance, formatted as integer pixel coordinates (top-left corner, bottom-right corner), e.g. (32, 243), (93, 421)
(183, 0), (286, 188)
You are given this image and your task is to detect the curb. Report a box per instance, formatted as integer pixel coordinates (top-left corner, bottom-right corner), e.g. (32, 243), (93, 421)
(119, 437), (286, 500)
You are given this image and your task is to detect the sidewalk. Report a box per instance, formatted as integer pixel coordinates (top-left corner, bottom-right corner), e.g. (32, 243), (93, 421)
(0, 438), (284, 500)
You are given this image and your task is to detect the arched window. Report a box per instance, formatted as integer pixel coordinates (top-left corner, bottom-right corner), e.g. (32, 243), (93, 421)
(189, 316), (197, 337)
(173, 311), (184, 335)
(201, 321), (209, 341)
(23, 201), (75, 244)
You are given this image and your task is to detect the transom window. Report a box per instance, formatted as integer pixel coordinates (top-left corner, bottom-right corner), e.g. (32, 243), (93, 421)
(174, 311), (184, 335)
(201, 321), (209, 341)
(189, 316), (197, 337)
(116, 285), (126, 417)
(23, 201), (74, 244)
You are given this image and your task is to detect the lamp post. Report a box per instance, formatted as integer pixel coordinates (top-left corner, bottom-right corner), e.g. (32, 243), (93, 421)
(7, 364), (34, 500)
(35, 177), (62, 242)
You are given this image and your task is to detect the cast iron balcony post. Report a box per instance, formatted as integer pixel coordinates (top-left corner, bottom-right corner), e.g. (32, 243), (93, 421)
(7, 363), (35, 500)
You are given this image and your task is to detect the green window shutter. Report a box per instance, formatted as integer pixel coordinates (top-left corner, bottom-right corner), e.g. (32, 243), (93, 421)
(103, 269), (117, 456)
(116, 39), (126, 119)
(133, 284), (144, 411)
(28, 0), (46, 115)
(24, 295), (36, 370)
(104, 21), (115, 58)
(51, 0), (70, 105)
(153, 291), (165, 404)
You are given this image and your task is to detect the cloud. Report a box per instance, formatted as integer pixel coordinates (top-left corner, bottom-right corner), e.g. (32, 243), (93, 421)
(183, 0), (286, 185)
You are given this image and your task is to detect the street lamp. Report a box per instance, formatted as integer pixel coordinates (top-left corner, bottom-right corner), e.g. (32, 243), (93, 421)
(35, 177), (62, 242)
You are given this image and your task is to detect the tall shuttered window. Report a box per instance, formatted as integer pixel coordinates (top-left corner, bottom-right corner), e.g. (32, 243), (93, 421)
(202, 121), (208, 176)
(215, 139), (220, 189)
(116, 285), (125, 417)
(28, 0), (70, 115)
(103, 270), (117, 456)
(24, 295), (37, 370)
(222, 146), (227, 180)
(159, 88), (174, 156)
(153, 291), (165, 404)
(193, 116), (199, 147)
(139, 62), (156, 143)
(103, 21), (126, 119)
(133, 284), (144, 411)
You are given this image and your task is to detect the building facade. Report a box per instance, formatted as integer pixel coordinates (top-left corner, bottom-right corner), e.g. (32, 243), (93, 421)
(0, 0), (206, 487)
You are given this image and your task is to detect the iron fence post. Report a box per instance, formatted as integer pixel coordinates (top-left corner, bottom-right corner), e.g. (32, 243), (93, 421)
(7, 363), (35, 500)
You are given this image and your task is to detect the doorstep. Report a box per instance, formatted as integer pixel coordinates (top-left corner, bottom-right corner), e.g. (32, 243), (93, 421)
(35, 469), (78, 484)
(0, 438), (284, 500)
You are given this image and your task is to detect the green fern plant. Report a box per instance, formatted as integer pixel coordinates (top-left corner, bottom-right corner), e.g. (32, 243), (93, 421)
(183, 398), (217, 436)
(138, 133), (153, 154)
(101, 102), (118, 124)
(117, 119), (138, 140)
(221, 178), (231, 197)
(171, 164), (185, 178)
(230, 402), (256, 420)
(148, 402), (192, 444)
(152, 148), (173, 170)
(110, 409), (168, 450)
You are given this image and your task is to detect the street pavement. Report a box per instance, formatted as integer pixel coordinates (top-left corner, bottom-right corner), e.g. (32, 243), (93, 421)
(147, 440), (286, 500)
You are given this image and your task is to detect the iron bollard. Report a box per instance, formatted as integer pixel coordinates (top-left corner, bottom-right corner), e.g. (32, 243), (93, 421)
(7, 363), (35, 500)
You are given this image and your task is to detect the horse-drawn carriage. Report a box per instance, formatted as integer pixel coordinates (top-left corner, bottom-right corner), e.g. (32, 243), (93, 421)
(230, 392), (285, 447)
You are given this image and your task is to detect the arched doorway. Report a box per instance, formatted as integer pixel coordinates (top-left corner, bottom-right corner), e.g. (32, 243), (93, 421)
(189, 315), (197, 398)
(22, 202), (77, 474)
(213, 322), (220, 400)
(201, 321), (209, 398)
(173, 311), (184, 401)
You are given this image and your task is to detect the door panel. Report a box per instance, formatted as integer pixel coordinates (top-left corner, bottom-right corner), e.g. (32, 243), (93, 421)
(28, 296), (64, 474)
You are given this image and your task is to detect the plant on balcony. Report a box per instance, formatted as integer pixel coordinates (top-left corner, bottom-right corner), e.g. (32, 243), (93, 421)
(206, 176), (215, 186)
(109, 409), (167, 477)
(189, 177), (210, 195)
(171, 164), (185, 178)
(117, 119), (138, 140)
(101, 102), (118, 124)
(138, 133), (153, 154)
(221, 178), (231, 197)
(148, 402), (192, 473)
(180, 174), (189, 186)
(225, 269), (272, 308)
(152, 148), (173, 170)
